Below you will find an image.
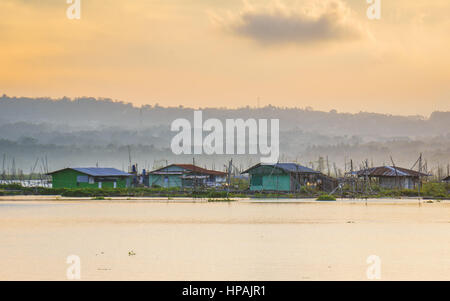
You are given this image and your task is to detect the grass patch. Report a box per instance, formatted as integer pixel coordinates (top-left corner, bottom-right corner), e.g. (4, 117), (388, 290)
(2, 181), (448, 200)
(316, 194), (336, 201)
(207, 198), (236, 202)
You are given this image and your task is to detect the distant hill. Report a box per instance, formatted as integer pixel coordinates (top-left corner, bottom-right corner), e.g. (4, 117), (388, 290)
(0, 95), (449, 174)
(1, 95), (449, 137)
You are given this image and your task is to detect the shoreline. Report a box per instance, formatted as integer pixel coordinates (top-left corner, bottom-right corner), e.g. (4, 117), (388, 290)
(0, 195), (448, 205)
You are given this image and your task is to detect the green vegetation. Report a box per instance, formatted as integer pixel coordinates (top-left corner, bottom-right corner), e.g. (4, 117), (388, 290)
(0, 184), (66, 196)
(316, 194), (337, 201)
(0, 184), (246, 198)
(343, 182), (450, 199)
(421, 182), (448, 198)
(207, 198), (236, 202)
(192, 190), (228, 198)
(0, 182), (448, 200)
(230, 177), (250, 191)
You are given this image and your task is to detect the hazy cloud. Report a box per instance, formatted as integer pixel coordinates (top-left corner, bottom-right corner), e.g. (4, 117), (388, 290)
(214, 0), (364, 46)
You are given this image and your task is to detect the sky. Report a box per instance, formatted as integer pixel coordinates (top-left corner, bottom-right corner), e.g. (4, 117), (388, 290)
(0, 0), (449, 116)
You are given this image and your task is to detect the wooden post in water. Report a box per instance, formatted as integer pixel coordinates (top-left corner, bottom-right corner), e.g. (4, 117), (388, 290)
(350, 159), (355, 195)
(390, 156), (400, 190)
(227, 159), (232, 195)
(418, 153), (422, 197)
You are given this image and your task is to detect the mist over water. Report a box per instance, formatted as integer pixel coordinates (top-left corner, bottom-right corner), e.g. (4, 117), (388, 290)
(0, 96), (449, 174)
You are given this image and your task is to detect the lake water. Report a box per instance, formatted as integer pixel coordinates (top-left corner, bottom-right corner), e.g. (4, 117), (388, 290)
(0, 198), (449, 280)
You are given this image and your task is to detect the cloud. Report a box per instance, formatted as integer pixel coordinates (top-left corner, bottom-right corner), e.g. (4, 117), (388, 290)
(213, 0), (365, 46)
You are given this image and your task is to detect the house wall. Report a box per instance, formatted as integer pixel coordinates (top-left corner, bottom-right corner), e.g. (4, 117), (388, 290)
(379, 177), (415, 189)
(52, 169), (83, 188)
(149, 174), (182, 188)
(262, 174), (291, 191)
(52, 169), (129, 188)
(148, 166), (187, 188)
(250, 173), (291, 191)
(249, 165), (295, 192)
(149, 165), (226, 188)
(95, 178), (128, 189)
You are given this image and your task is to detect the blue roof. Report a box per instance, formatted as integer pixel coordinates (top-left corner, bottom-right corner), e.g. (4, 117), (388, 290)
(242, 163), (320, 174)
(49, 167), (131, 177)
(273, 163), (319, 174)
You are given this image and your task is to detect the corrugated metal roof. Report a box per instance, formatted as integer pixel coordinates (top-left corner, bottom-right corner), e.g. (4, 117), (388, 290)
(150, 164), (227, 176)
(73, 168), (131, 177)
(242, 163), (320, 174)
(356, 166), (429, 177)
(175, 164), (227, 176)
(48, 168), (131, 177)
(274, 163), (320, 173)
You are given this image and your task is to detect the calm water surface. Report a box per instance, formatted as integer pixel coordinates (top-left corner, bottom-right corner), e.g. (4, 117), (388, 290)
(0, 199), (449, 280)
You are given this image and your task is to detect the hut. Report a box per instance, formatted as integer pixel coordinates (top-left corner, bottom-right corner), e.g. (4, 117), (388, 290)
(355, 166), (429, 189)
(242, 163), (335, 192)
(148, 164), (227, 188)
(48, 167), (132, 188)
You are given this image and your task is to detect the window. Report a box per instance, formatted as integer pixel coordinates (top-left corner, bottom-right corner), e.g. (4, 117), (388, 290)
(77, 176), (89, 183)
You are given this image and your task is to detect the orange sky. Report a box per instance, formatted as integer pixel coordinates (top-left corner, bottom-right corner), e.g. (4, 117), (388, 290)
(0, 0), (449, 115)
